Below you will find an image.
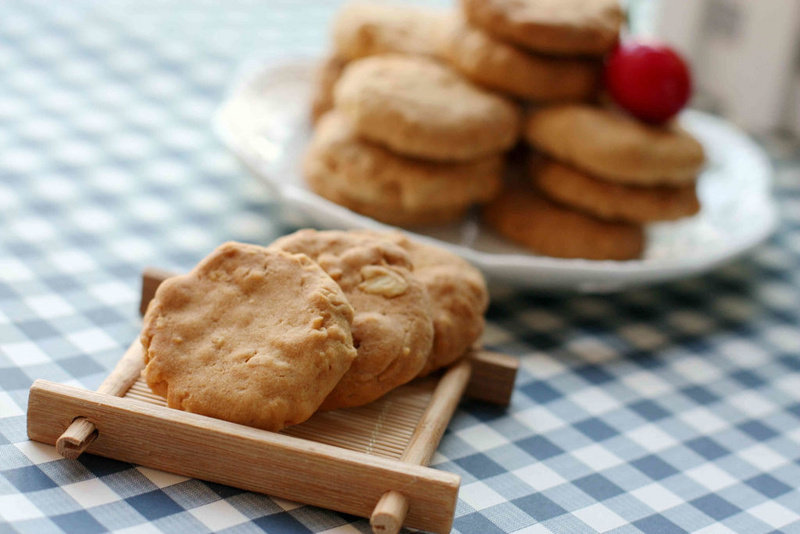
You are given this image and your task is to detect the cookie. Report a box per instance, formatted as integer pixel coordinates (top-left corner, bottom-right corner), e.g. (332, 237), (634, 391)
(461, 0), (623, 56)
(332, 2), (450, 61)
(365, 231), (489, 375)
(270, 230), (434, 410)
(140, 242), (357, 431)
(304, 111), (503, 226)
(307, 181), (471, 227)
(525, 105), (705, 185)
(311, 55), (347, 123)
(316, 4), (452, 122)
(533, 159), (701, 222)
(483, 185), (645, 260)
(441, 17), (599, 101)
(334, 55), (521, 161)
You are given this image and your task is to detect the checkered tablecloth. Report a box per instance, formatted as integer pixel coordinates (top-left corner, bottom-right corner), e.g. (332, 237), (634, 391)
(2, 1), (800, 533)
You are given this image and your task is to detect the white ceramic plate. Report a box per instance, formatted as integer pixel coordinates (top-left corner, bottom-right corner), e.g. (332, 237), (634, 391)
(215, 57), (779, 292)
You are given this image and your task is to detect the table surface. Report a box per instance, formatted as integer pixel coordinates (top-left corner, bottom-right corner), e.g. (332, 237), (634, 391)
(2, 2), (800, 533)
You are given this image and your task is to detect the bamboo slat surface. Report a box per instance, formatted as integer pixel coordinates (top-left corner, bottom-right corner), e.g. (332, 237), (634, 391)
(124, 372), (439, 459)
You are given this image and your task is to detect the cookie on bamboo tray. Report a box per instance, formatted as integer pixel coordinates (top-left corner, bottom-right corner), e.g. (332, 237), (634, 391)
(461, 0), (623, 56)
(483, 185), (645, 260)
(332, 2), (451, 61)
(364, 231), (489, 375)
(334, 55), (521, 161)
(525, 104), (705, 185)
(270, 230), (434, 410)
(532, 159), (700, 223)
(440, 17), (599, 101)
(140, 242), (357, 431)
(304, 111), (503, 226)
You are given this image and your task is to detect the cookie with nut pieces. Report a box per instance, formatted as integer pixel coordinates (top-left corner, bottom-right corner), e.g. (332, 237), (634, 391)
(363, 231), (489, 375)
(140, 242), (357, 431)
(270, 229), (434, 410)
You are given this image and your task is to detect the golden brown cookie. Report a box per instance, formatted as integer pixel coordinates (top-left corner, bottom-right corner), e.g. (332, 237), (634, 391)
(483, 185), (645, 260)
(270, 230), (434, 410)
(309, 182), (470, 226)
(307, 181), (471, 227)
(140, 242), (357, 431)
(304, 111), (503, 226)
(311, 55), (347, 123)
(364, 231), (488, 375)
(440, 17), (599, 101)
(461, 0), (623, 56)
(332, 2), (450, 61)
(533, 159), (701, 222)
(334, 55), (521, 161)
(525, 105), (705, 185)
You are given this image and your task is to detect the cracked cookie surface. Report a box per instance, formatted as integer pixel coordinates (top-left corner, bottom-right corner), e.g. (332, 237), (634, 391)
(141, 241), (357, 431)
(361, 231), (489, 375)
(271, 229), (434, 410)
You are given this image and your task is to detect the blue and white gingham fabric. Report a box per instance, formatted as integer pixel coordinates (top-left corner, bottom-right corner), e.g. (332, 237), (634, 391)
(2, 1), (800, 533)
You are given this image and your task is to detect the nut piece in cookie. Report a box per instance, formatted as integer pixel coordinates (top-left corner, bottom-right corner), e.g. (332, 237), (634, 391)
(304, 111), (503, 227)
(140, 242), (357, 431)
(483, 185), (645, 260)
(332, 2), (451, 61)
(270, 230), (434, 410)
(440, 17), (600, 101)
(525, 104), (705, 185)
(532, 159), (700, 223)
(461, 0), (623, 56)
(334, 55), (521, 162)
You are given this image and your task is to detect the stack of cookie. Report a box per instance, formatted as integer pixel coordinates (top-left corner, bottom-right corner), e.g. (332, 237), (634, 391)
(307, 0), (632, 236)
(437, 0), (708, 260)
(304, 1), (707, 261)
(141, 230), (489, 431)
(306, 54), (520, 226)
(307, 3), (522, 227)
(485, 104), (706, 260)
(439, 0), (623, 103)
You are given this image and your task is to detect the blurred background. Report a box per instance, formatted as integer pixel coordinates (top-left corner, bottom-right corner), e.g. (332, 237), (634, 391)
(3, 0), (799, 141)
(1, 0), (794, 270)
(632, 0), (800, 137)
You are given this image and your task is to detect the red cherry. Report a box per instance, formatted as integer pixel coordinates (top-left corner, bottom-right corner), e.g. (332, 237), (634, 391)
(605, 41), (692, 123)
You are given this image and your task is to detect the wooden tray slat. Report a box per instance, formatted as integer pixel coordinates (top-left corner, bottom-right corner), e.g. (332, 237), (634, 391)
(121, 373), (438, 459)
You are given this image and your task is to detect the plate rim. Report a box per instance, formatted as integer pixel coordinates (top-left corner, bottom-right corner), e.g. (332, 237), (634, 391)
(213, 55), (779, 291)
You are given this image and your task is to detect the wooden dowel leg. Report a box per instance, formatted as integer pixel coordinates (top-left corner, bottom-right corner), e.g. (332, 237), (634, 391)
(54, 339), (146, 460)
(371, 490), (409, 533)
(370, 359), (473, 534)
(56, 417), (98, 459)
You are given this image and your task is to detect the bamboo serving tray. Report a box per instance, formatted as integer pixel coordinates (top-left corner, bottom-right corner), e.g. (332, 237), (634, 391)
(27, 268), (518, 534)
